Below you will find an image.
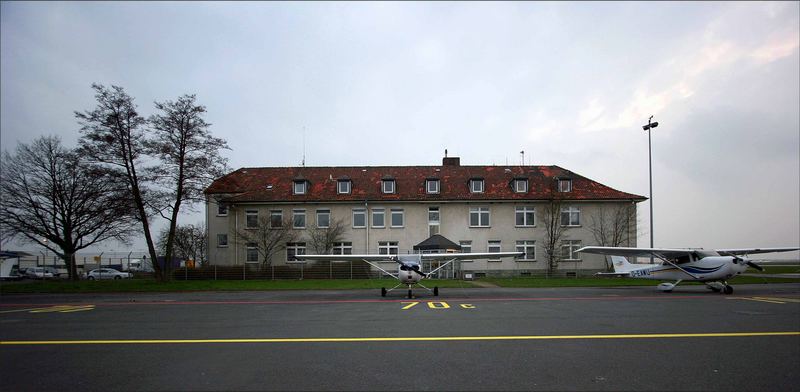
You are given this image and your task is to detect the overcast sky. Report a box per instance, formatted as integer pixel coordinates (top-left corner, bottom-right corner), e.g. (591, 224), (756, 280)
(2, 1), (798, 257)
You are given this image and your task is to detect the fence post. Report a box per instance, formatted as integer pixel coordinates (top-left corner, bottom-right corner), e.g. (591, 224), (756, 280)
(271, 264), (274, 280)
(329, 261), (332, 279)
(350, 260), (353, 280)
(243, 264), (246, 281)
(300, 263), (304, 280)
(214, 265), (217, 281)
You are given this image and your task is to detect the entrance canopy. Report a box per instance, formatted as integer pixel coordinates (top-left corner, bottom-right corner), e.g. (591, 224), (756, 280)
(413, 234), (462, 252)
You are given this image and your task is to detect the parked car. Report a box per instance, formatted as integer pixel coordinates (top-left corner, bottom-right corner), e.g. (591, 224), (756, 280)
(25, 267), (54, 279)
(86, 268), (132, 280)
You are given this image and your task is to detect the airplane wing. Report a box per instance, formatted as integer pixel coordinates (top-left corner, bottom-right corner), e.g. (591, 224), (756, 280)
(421, 252), (523, 260)
(295, 254), (395, 262)
(295, 254), (400, 279)
(576, 246), (694, 259)
(716, 247), (799, 256)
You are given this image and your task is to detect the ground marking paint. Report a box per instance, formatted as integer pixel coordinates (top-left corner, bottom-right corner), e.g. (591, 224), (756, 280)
(729, 297), (788, 304)
(0, 305), (95, 314)
(29, 305), (95, 313)
(2, 332), (798, 346)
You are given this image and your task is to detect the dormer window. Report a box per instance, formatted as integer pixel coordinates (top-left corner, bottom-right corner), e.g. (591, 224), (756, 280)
(337, 180), (351, 194)
(293, 180), (307, 195)
(382, 179), (395, 194)
(514, 179), (528, 193)
(426, 179), (440, 194)
(558, 179), (572, 193)
(470, 179), (484, 193)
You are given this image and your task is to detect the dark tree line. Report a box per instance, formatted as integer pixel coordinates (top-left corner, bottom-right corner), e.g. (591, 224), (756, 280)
(1, 84), (228, 281)
(0, 137), (137, 280)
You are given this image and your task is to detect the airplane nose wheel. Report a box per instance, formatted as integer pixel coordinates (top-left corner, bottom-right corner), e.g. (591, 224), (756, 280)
(433, 287), (439, 296)
(381, 287), (387, 297)
(723, 285), (733, 295)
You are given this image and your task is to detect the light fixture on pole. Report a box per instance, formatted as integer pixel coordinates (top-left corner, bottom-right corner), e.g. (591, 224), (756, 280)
(642, 116), (659, 263)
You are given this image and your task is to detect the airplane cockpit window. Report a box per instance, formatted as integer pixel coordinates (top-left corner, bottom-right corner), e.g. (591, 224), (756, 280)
(695, 250), (720, 258)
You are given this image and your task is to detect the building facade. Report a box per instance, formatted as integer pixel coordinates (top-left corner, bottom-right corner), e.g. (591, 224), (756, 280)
(204, 156), (646, 276)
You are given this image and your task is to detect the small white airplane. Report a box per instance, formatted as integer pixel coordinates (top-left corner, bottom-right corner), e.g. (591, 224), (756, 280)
(577, 246), (800, 294)
(296, 252), (522, 298)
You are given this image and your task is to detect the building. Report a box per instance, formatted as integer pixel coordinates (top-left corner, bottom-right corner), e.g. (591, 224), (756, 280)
(204, 156), (646, 276)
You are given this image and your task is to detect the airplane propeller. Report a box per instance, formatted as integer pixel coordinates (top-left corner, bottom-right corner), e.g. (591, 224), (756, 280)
(410, 264), (427, 277)
(721, 252), (765, 272)
(745, 260), (764, 271)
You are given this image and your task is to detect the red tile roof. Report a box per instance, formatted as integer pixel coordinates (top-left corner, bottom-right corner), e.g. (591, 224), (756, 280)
(205, 164), (646, 203)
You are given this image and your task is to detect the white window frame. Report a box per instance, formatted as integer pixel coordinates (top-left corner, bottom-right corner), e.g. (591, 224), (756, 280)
(246, 242), (259, 263)
(559, 179), (572, 193)
(382, 180), (395, 194)
(270, 210), (283, 228)
(561, 206), (581, 227)
(337, 180), (351, 194)
(352, 208), (366, 228)
(217, 234), (228, 248)
(286, 242), (307, 262)
(459, 240), (472, 262)
(372, 208), (385, 228)
(316, 209), (331, 228)
(516, 240), (536, 261)
(390, 208), (404, 228)
(470, 179), (484, 193)
(426, 179), (440, 194)
(293, 181), (307, 195)
(469, 206), (490, 227)
(245, 210), (258, 229)
(428, 207), (440, 236)
(561, 240), (582, 261)
(217, 203), (228, 216)
(333, 242), (353, 255)
(292, 209), (306, 229)
(378, 241), (399, 255)
(487, 240), (502, 262)
(514, 179), (528, 193)
(515, 206), (536, 227)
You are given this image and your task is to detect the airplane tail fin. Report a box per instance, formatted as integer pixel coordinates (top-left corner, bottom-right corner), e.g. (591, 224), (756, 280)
(610, 256), (638, 273)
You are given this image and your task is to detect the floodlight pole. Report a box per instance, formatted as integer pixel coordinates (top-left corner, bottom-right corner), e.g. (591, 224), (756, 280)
(643, 116), (659, 264)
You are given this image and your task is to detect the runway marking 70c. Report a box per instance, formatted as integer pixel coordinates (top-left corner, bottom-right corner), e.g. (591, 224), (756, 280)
(401, 302), (475, 310)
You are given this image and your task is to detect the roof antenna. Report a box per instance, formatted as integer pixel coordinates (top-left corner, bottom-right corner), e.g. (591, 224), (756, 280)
(520, 150), (525, 166)
(302, 126), (306, 167)
(445, 148), (448, 158)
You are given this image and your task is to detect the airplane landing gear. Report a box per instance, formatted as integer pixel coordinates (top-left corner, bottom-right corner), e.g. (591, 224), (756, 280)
(433, 286), (439, 296)
(723, 285), (733, 295)
(407, 289), (413, 299)
(381, 287), (387, 297)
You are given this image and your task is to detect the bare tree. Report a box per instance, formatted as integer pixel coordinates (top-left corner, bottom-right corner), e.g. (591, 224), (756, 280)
(235, 217), (297, 267)
(588, 204), (638, 270)
(307, 218), (347, 254)
(75, 84), (161, 278)
(148, 94), (229, 279)
(156, 222), (208, 266)
(0, 136), (137, 280)
(540, 198), (567, 273)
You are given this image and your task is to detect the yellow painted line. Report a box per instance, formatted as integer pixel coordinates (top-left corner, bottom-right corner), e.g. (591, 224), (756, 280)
(0, 307), (53, 314)
(733, 297), (787, 304)
(1, 332), (798, 346)
(58, 306), (95, 313)
(753, 297), (800, 303)
(29, 305), (93, 313)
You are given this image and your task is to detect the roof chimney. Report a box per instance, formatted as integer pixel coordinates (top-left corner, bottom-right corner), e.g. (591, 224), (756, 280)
(443, 156), (460, 166)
